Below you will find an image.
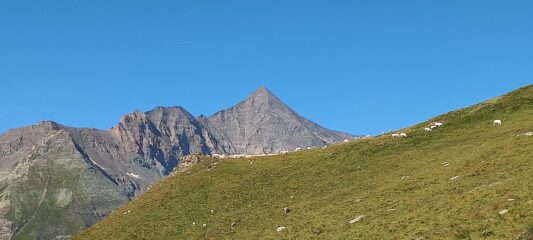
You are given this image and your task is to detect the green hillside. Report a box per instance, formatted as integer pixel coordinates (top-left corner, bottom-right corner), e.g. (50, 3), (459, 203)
(76, 85), (533, 240)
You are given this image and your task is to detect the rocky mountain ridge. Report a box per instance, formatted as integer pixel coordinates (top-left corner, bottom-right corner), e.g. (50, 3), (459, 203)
(0, 87), (353, 239)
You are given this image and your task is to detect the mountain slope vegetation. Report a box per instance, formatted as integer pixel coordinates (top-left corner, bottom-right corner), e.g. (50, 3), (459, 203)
(76, 85), (533, 240)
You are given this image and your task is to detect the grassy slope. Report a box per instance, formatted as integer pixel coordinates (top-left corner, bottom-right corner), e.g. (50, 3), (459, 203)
(76, 85), (533, 240)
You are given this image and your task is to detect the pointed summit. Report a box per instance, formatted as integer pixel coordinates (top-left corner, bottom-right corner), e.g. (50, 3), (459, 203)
(204, 87), (354, 154)
(240, 86), (289, 112)
(252, 86), (271, 95)
(246, 86), (276, 101)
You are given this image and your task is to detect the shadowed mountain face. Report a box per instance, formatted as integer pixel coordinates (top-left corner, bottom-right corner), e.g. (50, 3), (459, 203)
(0, 87), (352, 239)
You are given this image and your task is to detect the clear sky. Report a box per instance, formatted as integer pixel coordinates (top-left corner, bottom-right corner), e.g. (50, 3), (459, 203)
(1, 1), (532, 135)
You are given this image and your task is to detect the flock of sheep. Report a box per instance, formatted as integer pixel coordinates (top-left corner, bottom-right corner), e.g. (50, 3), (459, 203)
(192, 207), (292, 232)
(390, 119), (502, 138)
(188, 119), (506, 233)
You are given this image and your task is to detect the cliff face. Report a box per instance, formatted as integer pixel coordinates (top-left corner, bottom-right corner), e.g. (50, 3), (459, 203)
(109, 107), (218, 175)
(0, 87), (353, 239)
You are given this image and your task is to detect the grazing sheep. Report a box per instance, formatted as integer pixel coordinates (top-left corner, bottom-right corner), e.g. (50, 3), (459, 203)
(494, 119), (502, 126)
(231, 222), (237, 229)
(294, 147), (301, 151)
(430, 125), (436, 130)
(283, 207), (291, 214)
(276, 226), (286, 232)
(392, 133), (400, 138)
(343, 139), (349, 143)
(202, 223), (207, 228)
(400, 133), (408, 138)
(434, 122), (443, 127)
(424, 127), (432, 132)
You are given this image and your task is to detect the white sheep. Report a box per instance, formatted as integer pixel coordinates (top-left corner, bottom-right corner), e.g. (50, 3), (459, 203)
(392, 133), (400, 138)
(494, 119), (502, 126)
(424, 127), (432, 132)
(283, 207), (291, 214)
(400, 133), (408, 138)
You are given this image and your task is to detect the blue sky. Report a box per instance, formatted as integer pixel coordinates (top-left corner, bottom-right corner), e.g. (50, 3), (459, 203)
(1, 1), (531, 135)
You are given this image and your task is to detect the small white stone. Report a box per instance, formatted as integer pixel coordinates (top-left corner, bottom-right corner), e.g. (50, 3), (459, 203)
(498, 209), (508, 215)
(507, 198), (515, 202)
(276, 226), (286, 232)
(450, 176), (460, 181)
(349, 215), (365, 224)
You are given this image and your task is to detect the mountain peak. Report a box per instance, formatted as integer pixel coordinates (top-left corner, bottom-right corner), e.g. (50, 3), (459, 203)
(204, 86), (353, 154)
(249, 86), (274, 98)
(35, 120), (64, 130)
(147, 105), (190, 115)
(244, 86), (286, 109)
